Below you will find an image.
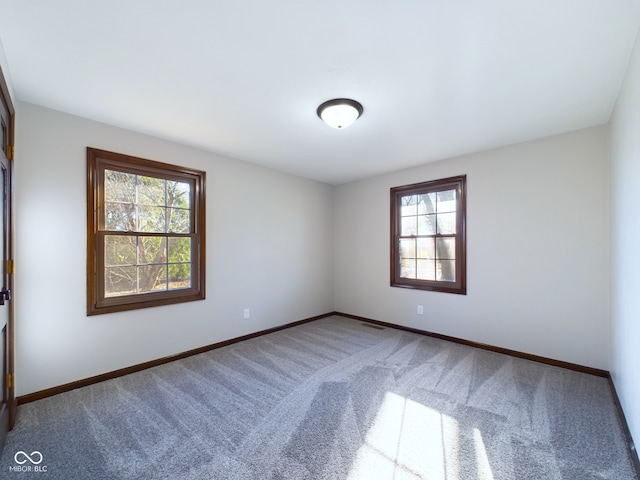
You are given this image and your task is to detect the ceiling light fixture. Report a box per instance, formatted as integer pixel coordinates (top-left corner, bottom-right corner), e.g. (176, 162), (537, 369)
(317, 98), (363, 129)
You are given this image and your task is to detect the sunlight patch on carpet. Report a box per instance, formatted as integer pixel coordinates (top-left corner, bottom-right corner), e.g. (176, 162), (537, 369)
(473, 427), (495, 480)
(347, 391), (462, 480)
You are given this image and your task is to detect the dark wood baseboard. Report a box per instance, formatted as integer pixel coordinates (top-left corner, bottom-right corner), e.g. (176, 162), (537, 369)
(17, 312), (333, 405)
(607, 374), (640, 478)
(19, 310), (608, 405)
(333, 311), (609, 377)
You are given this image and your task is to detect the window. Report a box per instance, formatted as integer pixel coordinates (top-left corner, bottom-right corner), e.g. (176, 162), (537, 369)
(390, 175), (466, 294)
(87, 148), (205, 315)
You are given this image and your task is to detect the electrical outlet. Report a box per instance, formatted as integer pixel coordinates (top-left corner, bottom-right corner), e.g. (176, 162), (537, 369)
(243, 308), (250, 319)
(417, 305), (424, 315)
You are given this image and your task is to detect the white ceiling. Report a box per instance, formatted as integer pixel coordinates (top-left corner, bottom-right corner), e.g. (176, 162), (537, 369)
(1, 1), (639, 184)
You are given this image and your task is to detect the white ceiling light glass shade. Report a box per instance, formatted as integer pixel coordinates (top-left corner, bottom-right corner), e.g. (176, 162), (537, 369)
(317, 98), (363, 129)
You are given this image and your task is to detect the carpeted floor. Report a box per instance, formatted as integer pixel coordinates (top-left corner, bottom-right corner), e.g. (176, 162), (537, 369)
(0, 316), (637, 479)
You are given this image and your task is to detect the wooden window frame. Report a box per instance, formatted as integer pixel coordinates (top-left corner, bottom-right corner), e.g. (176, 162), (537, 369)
(87, 148), (206, 315)
(390, 175), (466, 295)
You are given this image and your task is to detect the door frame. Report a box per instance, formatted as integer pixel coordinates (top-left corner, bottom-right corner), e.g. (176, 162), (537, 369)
(0, 61), (16, 452)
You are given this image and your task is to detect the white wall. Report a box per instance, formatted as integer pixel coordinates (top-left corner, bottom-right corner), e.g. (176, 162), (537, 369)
(14, 102), (334, 396)
(334, 126), (611, 370)
(610, 28), (640, 459)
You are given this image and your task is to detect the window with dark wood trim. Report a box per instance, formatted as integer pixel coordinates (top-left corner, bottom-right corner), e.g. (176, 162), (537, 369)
(390, 175), (466, 294)
(87, 148), (206, 315)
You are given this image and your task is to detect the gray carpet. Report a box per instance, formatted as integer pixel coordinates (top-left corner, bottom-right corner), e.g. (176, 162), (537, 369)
(0, 316), (637, 479)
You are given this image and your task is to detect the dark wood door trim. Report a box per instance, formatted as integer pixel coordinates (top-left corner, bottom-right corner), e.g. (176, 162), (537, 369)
(0, 62), (16, 457)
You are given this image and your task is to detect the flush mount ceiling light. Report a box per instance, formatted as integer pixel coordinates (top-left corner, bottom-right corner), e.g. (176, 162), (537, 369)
(317, 98), (363, 129)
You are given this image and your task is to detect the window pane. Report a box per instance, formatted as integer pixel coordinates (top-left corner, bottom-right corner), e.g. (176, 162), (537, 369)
(417, 238), (435, 259)
(437, 260), (456, 282)
(167, 180), (191, 208)
(436, 237), (456, 260)
(138, 265), (167, 293)
(418, 214), (436, 235)
(401, 216), (417, 236)
(418, 193), (436, 214)
(437, 190), (456, 213)
(105, 170), (135, 203)
(138, 205), (166, 232)
(437, 212), (456, 234)
(105, 235), (136, 266)
(138, 176), (166, 206)
(105, 266), (136, 297)
(168, 237), (191, 263)
(417, 259), (435, 280)
(169, 208), (190, 233)
(105, 202), (136, 231)
(401, 195), (417, 216)
(138, 236), (166, 264)
(169, 263), (191, 290)
(399, 238), (415, 259)
(400, 258), (416, 279)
